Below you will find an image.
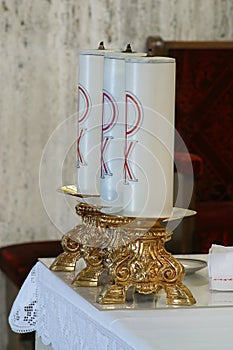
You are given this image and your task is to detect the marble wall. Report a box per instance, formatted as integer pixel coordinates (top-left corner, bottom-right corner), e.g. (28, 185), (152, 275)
(0, 0), (233, 247)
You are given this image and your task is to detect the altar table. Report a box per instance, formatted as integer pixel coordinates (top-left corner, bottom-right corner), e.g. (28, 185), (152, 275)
(9, 255), (233, 350)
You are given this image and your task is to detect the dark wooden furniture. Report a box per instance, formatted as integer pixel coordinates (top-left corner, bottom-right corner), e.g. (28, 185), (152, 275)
(0, 240), (62, 288)
(147, 37), (233, 253)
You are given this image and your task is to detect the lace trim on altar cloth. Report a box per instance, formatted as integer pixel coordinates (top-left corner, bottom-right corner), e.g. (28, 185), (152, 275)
(8, 263), (38, 333)
(8, 262), (134, 350)
(36, 279), (134, 350)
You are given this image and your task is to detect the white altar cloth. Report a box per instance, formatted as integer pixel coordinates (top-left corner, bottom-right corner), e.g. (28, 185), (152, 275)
(9, 255), (233, 350)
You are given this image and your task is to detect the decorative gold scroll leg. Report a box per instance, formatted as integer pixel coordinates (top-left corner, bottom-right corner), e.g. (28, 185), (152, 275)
(97, 245), (133, 304)
(158, 254), (196, 306)
(155, 239), (196, 306)
(72, 247), (105, 287)
(50, 235), (81, 272)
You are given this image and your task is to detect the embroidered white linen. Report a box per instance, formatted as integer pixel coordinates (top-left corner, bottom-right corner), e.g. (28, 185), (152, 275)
(208, 244), (233, 291)
(8, 257), (233, 350)
(8, 262), (133, 350)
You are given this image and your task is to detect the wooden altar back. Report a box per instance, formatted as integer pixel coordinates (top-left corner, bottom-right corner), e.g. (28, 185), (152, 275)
(146, 37), (233, 252)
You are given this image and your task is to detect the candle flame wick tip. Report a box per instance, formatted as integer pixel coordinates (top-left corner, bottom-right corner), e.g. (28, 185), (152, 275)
(98, 41), (105, 50)
(123, 43), (133, 53)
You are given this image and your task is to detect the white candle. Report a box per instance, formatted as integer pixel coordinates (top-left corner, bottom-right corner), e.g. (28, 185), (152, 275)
(100, 51), (146, 207)
(123, 56), (176, 218)
(77, 49), (105, 195)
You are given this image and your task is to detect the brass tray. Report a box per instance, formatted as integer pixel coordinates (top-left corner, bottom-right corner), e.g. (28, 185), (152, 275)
(178, 258), (207, 275)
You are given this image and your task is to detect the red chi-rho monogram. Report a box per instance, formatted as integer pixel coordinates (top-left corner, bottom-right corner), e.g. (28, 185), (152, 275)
(77, 84), (91, 167)
(101, 91), (118, 178)
(124, 92), (143, 184)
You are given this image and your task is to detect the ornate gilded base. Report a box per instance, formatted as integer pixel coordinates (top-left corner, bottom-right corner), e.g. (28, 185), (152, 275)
(50, 197), (196, 306)
(97, 221), (196, 306)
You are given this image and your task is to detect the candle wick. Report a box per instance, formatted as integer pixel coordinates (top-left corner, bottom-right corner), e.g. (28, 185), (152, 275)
(98, 41), (105, 50)
(123, 43), (133, 53)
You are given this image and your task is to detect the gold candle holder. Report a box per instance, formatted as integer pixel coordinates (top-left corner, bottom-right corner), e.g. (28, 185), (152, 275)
(51, 185), (196, 306)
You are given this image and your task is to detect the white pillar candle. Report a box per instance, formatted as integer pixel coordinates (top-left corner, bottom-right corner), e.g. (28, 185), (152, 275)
(100, 51), (145, 207)
(77, 49), (105, 195)
(123, 56), (176, 218)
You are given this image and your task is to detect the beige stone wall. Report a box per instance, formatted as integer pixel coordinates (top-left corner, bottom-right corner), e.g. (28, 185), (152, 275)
(0, 0), (232, 247)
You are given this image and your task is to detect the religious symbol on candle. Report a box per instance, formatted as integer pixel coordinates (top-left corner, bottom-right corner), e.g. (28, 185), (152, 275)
(124, 92), (143, 184)
(76, 48), (106, 195)
(101, 91), (118, 178)
(77, 84), (91, 168)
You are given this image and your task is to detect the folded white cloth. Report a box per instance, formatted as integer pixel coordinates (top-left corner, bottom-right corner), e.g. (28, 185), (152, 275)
(208, 244), (233, 291)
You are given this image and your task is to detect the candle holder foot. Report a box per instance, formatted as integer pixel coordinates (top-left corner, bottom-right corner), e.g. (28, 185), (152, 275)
(72, 247), (105, 287)
(50, 235), (81, 272)
(164, 282), (196, 306)
(97, 284), (126, 304)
